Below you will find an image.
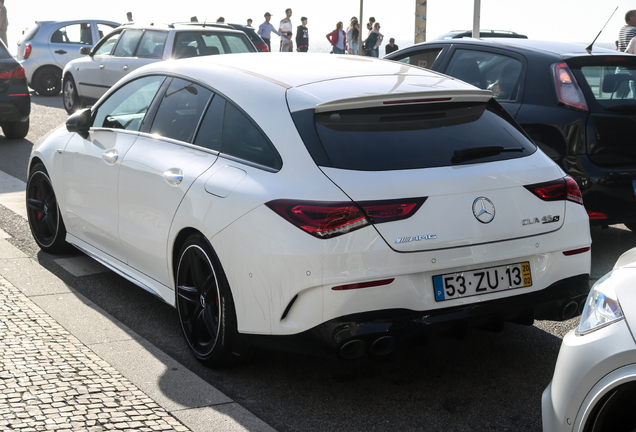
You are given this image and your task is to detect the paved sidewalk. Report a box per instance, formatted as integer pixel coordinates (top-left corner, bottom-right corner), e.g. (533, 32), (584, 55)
(0, 275), (188, 431)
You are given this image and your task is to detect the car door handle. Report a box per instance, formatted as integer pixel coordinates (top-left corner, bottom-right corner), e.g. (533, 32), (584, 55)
(99, 64), (105, 69)
(102, 149), (118, 165)
(123, 65), (128, 71)
(163, 168), (183, 186)
(54, 50), (67, 54)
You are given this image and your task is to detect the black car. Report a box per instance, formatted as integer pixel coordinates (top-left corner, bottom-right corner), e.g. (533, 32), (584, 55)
(0, 41), (30, 139)
(228, 24), (268, 52)
(385, 38), (636, 230)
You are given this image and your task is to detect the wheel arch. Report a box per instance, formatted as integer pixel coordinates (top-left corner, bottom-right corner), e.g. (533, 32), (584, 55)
(33, 64), (63, 80)
(171, 227), (203, 289)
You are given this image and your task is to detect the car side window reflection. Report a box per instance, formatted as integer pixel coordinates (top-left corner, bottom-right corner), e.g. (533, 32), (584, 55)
(93, 31), (121, 56)
(149, 78), (212, 143)
(93, 75), (165, 131)
(446, 49), (522, 101)
(194, 95), (225, 151)
(113, 29), (144, 57)
(51, 23), (92, 45)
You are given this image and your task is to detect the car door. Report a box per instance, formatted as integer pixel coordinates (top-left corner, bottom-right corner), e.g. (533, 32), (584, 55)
(62, 75), (166, 261)
(117, 77), (216, 286)
(439, 46), (527, 117)
(48, 21), (96, 68)
(102, 29), (160, 89)
(75, 30), (123, 101)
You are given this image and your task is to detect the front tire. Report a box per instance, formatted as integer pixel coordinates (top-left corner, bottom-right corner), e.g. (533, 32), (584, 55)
(33, 66), (62, 96)
(26, 163), (71, 253)
(2, 118), (29, 139)
(63, 75), (81, 114)
(175, 234), (252, 367)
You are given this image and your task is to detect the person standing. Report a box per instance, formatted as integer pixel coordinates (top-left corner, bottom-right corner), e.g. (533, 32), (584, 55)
(126, 11), (133, 22)
(364, 22), (383, 58)
(279, 8), (293, 52)
(257, 12), (281, 52)
(618, 10), (636, 52)
(385, 38), (398, 55)
(366, 17), (375, 32)
(326, 21), (347, 55)
(347, 19), (360, 55)
(247, 18), (253, 27)
(0, 0), (8, 47)
(296, 17), (309, 52)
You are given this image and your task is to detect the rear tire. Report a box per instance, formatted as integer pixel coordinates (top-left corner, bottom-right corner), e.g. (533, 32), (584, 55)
(2, 118), (29, 139)
(33, 66), (62, 96)
(63, 75), (81, 114)
(26, 163), (72, 254)
(175, 234), (254, 367)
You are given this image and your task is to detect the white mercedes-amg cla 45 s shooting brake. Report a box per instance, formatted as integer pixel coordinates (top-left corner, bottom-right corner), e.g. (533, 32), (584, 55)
(27, 53), (591, 367)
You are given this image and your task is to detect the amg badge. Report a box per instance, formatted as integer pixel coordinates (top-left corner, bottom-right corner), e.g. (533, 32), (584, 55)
(396, 234), (437, 244)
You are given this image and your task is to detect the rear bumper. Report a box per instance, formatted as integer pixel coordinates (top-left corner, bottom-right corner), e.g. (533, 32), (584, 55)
(243, 274), (590, 358)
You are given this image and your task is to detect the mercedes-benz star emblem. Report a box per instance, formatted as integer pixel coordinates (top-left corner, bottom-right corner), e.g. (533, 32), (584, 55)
(472, 197), (495, 224)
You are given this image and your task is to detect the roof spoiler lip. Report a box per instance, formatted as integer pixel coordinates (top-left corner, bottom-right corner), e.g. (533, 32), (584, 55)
(312, 89), (493, 113)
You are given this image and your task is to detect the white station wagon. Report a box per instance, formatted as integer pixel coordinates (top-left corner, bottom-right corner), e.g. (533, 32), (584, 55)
(27, 53), (591, 366)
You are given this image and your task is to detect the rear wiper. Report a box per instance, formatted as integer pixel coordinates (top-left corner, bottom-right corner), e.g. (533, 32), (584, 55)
(453, 146), (524, 162)
(603, 104), (636, 112)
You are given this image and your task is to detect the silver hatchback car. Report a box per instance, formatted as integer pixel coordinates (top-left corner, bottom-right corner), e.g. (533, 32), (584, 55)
(17, 20), (120, 96)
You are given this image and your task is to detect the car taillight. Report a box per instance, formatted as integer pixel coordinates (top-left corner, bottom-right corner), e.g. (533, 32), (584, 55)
(0, 65), (26, 80)
(525, 175), (583, 205)
(23, 43), (32, 60)
(266, 197), (426, 239)
(255, 43), (269, 52)
(552, 62), (588, 111)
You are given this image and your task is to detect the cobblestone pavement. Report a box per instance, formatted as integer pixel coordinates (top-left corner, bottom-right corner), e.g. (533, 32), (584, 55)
(0, 276), (190, 432)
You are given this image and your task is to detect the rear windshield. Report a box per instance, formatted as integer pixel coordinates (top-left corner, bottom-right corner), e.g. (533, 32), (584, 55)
(19, 23), (41, 43)
(294, 100), (536, 171)
(574, 57), (636, 111)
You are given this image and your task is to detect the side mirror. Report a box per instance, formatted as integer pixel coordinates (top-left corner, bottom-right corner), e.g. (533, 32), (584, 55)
(80, 46), (92, 55)
(66, 108), (92, 138)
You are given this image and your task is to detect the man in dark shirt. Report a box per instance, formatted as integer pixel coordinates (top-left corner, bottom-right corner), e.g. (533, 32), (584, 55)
(385, 38), (398, 55)
(296, 17), (308, 52)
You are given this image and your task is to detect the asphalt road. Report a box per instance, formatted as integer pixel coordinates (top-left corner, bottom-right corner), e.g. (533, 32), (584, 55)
(1, 94), (635, 432)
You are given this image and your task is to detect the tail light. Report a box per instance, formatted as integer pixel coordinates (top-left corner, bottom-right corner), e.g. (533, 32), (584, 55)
(525, 175), (583, 205)
(266, 197), (427, 239)
(23, 43), (32, 60)
(587, 211), (608, 220)
(552, 62), (588, 111)
(255, 43), (269, 52)
(0, 65), (26, 80)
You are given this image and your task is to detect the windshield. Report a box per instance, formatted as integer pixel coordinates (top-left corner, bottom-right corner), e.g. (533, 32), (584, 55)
(294, 100), (536, 171)
(578, 62), (636, 110)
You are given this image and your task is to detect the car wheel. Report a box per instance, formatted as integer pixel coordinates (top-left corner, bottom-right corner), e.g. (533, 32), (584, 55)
(33, 66), (62, 96)
(63, 75), (81, 114)
(2, 118), (29, 139)
(175, 234), (253, 367)
(26, 163), (71, 254)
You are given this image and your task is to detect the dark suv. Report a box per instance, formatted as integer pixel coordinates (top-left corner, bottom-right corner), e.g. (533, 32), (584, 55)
(385, 39), (636, 230)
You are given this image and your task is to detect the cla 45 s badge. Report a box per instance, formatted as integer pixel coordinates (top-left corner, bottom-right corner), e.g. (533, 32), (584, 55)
(522, 215), (560, 225)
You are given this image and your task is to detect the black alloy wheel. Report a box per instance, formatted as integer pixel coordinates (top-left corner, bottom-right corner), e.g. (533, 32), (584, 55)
(26, 164), (70, 253)
(33, 66), (62, 96)
(175, 234), (251, 367)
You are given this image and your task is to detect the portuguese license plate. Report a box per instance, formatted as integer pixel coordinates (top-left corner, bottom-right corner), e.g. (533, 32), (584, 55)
(433, 262), (532, 302)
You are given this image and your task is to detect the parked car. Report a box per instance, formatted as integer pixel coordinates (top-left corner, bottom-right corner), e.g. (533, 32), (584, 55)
(434, 30), (528, 40)
(542, 246), (636, 432)
(228, 23), (269, 52)
(61, 23), (256, 114)
(385, 39), (636, 230)
(17, 20), (120, 96)
(0, 40), (30, 139)
(28, 53), (591, 366)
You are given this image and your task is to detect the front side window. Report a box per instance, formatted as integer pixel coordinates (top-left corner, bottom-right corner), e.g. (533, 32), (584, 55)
(446, 49), (522, 101)
(394, 48), (442, 69)
(93, 75), (165, 131)
(51, 23), (93, 45)
(113, 29), (144, 57)
(149, 78), (212, 143)
(93, 31), (121, 56)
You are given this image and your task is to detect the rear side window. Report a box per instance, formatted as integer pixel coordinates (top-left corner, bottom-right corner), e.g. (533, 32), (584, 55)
(446, 49), (522, 101)
(150, 78), (212, 143)
(51, 23), (93, 45)
(136, 30), (167, 58)
(301, 100), (535, 171)
(393, 48), (442, 69)
(173, 32), (253, 58)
